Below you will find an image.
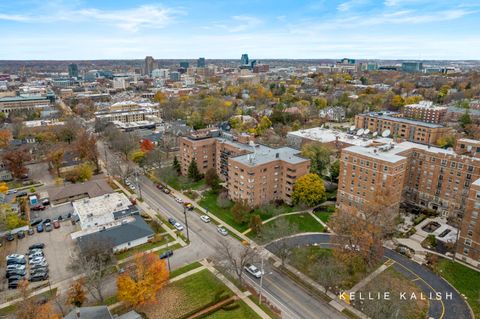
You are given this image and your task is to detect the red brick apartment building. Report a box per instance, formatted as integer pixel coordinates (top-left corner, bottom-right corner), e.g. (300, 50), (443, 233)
(403, 101), (448, 124)
(355, 111), (451, 145)
(337, 138), (480, 267)
(179, 129), (310, 207)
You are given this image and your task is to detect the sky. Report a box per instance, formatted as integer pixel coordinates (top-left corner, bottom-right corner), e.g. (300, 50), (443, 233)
(0, 0), (479, 60)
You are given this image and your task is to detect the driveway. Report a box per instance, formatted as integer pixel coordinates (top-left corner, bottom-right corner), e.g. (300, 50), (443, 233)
(266, 233), (472, 319)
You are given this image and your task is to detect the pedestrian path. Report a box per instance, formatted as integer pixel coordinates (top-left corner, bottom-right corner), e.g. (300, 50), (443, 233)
(349, 259), (394, 293)
(116, 239), (181, 264)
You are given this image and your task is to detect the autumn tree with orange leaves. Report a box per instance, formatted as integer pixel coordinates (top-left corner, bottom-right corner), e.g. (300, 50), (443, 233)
(0, 129), (12, 148)
(15, 280), (60, 319)
(117, 252), (169, 307)
(140, 139), (155, 153)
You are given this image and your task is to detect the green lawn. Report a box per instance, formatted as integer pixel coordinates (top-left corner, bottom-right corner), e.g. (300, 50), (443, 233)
(285, 213), (325, 232)
(170, 261), (203, 278)
(115, 236), (175, 260)
(313, 211), (332, 224)
(437, 258), (480, 318)
(204, 300), (262, 319)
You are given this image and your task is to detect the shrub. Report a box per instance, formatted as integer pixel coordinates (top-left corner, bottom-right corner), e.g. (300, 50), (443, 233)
(216, 192), (232, 208)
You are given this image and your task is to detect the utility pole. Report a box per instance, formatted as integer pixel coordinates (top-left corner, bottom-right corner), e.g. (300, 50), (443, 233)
(183, 206), (190, 242)
(135, 171), (143, 200)
(259, 255), (264, 305)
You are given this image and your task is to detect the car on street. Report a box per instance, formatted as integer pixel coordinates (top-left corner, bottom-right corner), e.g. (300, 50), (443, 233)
(244, 264), (262, 278)
(44, 222), (53, 232)
(217, 226), (228, 236)
(29, 243), (45, 250)
(200, 215), (211, 223)
(29, 272), (48, 282)
(159, 250), (173, 259)
(174, 222), (184, 231)
(30, 218), (43, 226)
(128, 184), (136, 191)
(6, 233), (14, 241)
(156, 184), (163, 190)
(162, 188), (170, 194)
(17, 231), (25, 239)
(37, 224), (44, 233)
(31, 205), (45, 211)
(175, 197), (183, 203)
(184, 202), (193, 210)
(27, 228), (34, 235)
(53, 220), (60, 229)
(168, 217), (176, 225)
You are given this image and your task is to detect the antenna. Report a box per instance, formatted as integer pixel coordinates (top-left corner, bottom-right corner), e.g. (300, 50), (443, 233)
(349, 125), (356, 132)
(356, 128), (364, 136)
(363, 129), (370, 135)
(382, 129), (391, 137)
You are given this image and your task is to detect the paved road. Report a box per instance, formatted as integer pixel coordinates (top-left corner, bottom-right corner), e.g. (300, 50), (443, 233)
(266, 233), (472, 319)
(98, 140), (347, 319)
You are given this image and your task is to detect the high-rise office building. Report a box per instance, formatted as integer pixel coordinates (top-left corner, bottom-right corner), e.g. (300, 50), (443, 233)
(240, 54), (249, 66)
(68, 64), (79, 78)
(144, 56), (155, 76)
(197, 57), (206, 68)
(180, 61), (189, 69)
(402, 62), (423, 73)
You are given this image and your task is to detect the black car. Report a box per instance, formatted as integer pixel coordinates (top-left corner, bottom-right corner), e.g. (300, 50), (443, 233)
(7, 258), (26, 265)
(17, 231), (25, 239)
(29, 243), (45, 250)
(6, 233), (14, 241)
(6, 269), (26, 278)
(168, 217), (176, 225)
(159, 250), (173, 259)
(8, 280), (20, 289)
(44, 219), (51, 224)
(30, 219), (43, 227)
(30, 265), (48, 272)
(29, 272), (48, 282)
(16, 191), (28, 197)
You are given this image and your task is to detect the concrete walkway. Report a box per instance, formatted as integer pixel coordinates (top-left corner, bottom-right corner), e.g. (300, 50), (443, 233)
(349, 259), (395, 293)
(116, 239), (180, 265)
(200, 260), (272, 319)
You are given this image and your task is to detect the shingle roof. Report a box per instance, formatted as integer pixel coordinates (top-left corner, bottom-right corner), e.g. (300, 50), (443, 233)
(48, 179), (113, 202)
(63, 306), (112, 319)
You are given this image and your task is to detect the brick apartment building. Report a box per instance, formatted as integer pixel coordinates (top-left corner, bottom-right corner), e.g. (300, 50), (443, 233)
(337, 138), (480, 267)
(179, 129), (310, 207)
(403, 101), (448, 124)
(355, 111), (451, 145)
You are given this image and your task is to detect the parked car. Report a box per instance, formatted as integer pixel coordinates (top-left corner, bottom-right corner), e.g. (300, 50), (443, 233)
(184, 202), (193, 210)
(128, 184), (136, 191)
(156, 184), (163, 190)
(31, 205), (45, 211)
(8, 280), (20, 289)
(244, 264), (262, 278)
(29, 252), (44, 259)
(174, 223), (184, 231)
(175, 197), (183, 204)
(217, 226), (228, 236)
(27, 228), (34, 235)
(159, 250), (173, 259)
(37, 224), (44, 233)
(30, 218), (43, 226)
(53, 220), (60, 229)
(29, 272), (48, 282)
(42, 199), (50, 206)
(7, 254), (25, 260)
(7, 189), (17, 195)
(30, 261), (48, 269)
(162, 188), (170, 194)
(6, 264), (26, 271)
(6, 233), (14, 241)
(168, 217), (176, 225)
(31, 267), (49, 275)
(44, 223), (53, 232)
(6, 269), (26, 278)
(16, 231), (26, 239)
(29, 243), (45, 250)
(200, 215), (211, 223)
(16, 191), (28, 197)
(30, 257), (46, 265)
(7, 258), (26, 265)
(44, 219), (51, 224)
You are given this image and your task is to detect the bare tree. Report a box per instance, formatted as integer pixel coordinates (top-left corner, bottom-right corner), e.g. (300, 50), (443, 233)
(257, 217), (298, 265)
(215, 239), (257, 285)
(68, 240), (115, 303)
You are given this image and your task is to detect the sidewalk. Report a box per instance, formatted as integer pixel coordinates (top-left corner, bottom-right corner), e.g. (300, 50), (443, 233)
(116, 239), (181, 264)
(200, 260), (272, 319)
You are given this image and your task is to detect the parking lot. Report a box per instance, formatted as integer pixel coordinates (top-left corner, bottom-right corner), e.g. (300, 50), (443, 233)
(0, 219), (78, 296)
(29, 202), (74, 222)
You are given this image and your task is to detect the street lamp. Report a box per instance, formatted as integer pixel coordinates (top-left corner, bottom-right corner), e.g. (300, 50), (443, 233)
(183, 206), (190, 242)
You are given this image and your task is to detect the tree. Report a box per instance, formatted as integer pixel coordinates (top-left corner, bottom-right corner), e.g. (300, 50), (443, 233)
(436, 135), (455, 148)
(232, 200), (250, 224)
(330, 160), (340, 182)
(111, 131), (138, 161)
(187, 160), (202, 181)
(140, 139), (155, 153)
(249, 214), (263, 235)
(258, 218), (299, 265)
(0, 129), (12, 148)
(0, 182), (8, 194)
(172, 155), (181, 175)
(48, 149), (64, 176)
(205, 168), (220, 191)
(117, 253), (169, 307)
(130, 150), (145, 163)
(459, 111), (472, 129)
(292, 173), (326, 207)
(390, 95), (404, 110)
(75, 130), (100, 173)
(256, 116), (272, 136)
(301, 142), (332, 176)
(68, 240), (115, 303)
(216, 239), (257, 285)
(65, 163), (93, 183)
(3, 148), (31, 178)
(66, 279), (87, 307)
(15, 280), (60, 319)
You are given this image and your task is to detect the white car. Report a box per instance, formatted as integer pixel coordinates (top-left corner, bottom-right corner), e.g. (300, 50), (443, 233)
(200, 215), (211, 223)
(175, 197), (183, 203)
(174, 222), (184, 231)
(244, 264), (262, 278)
(128, 184), (136, 190)
(7, 254), (25, 260)
(30, 258), (47, 265)
(217, 226), (228, 236)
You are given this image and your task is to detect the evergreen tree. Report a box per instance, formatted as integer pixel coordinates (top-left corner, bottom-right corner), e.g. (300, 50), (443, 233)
(173, 155), (181, 175)
(187, 160), (201, 181)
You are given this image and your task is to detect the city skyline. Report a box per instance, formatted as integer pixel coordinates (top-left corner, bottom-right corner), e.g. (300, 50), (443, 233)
(0, 0), (479, 60)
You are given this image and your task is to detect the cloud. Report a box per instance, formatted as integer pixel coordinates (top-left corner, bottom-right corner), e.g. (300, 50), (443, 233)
(337, 0), (368, 12)
(0, 4), (179, 32)
(228, 15), (262, 32)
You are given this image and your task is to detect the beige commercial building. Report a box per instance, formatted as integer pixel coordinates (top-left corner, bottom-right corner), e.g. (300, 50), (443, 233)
(179, 130), (310, 207)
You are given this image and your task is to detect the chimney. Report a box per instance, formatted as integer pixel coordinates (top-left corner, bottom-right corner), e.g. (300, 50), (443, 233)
(76, 308), (81, 318)
(275, 153), (279, 158)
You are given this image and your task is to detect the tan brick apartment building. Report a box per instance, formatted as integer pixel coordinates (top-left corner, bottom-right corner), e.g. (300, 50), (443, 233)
(337, 138), (480, 267)
(179, 129), (310, 207)
(355, 111), (451, 145)
(403, 101), (448, 124)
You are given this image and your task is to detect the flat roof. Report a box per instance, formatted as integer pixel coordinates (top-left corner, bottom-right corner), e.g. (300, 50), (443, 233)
(458, 138), (480, 144)
(362, 112), (444, 128)
(287, 127), (374, 147)
(0, 95), (49, 102)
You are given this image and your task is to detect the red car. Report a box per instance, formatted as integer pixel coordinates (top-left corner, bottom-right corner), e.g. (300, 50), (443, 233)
(53, 220), (60, 229)
(31, 205), (45, 211)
